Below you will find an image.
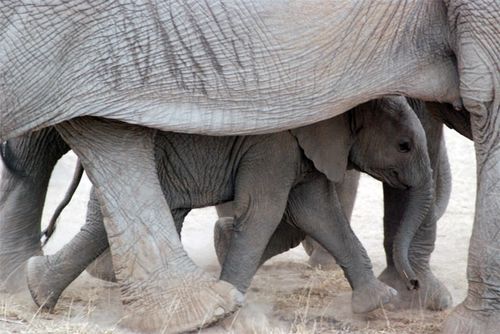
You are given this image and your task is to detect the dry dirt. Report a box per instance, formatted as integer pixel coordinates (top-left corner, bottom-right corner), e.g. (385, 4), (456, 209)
(0, 129), (475, 334)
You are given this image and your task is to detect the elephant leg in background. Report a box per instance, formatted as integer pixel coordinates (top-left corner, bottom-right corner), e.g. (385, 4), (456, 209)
(302, 169), (360, 270)
(0, 128), (68, 292)
(215, 201), (307, 266)
(27, 187), (110, 309)
(379, 106), (453, 311)
(214, 215), (306, 268)
(55, 118), (242, 333)
(433, 137), (452, 220)
(215, 201), (234, 218)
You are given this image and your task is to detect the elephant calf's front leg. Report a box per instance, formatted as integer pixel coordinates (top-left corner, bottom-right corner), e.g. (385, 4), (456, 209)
(288, 175), (396, 313)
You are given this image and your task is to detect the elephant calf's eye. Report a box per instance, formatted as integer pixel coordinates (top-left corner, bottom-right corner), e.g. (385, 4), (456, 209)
(398, 141), (411, 153)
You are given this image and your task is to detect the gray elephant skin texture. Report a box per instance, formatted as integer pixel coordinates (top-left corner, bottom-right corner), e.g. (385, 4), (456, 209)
(219, 98), (455, 311)
(27, 97), (431, 318)
(0, 1), (498, 333)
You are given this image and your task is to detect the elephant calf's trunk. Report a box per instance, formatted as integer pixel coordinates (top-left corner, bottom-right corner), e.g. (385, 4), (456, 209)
(393, 177), (433, 290)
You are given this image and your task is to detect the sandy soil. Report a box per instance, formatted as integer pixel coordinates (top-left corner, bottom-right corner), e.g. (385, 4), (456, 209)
(0, 129), (475, 334)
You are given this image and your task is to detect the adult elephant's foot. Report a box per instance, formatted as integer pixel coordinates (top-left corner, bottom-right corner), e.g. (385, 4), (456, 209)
(442, 303), (500, 334)
(120, 268), (244, 333)
(351, 279), (397, 313)
(26, 255), (66, 310)
(378, 266), (452, 310)
(85, 249), (116, 282)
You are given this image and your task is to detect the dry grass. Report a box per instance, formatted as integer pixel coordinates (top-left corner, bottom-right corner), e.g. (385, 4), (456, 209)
(0, 275), (120, 334)
(0, 263), (448, 334)
(0, 294), (116, 334)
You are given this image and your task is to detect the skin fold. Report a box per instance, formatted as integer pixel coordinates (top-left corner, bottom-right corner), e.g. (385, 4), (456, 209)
(26, 97), (430, 318)
(0, 1), (497, 332)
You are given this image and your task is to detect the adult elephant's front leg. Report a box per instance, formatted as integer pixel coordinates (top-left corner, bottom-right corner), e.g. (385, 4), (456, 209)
(56, 118), (242, 333)
(443, 115), (500, 333)
(0, 128), (68, 292)
(443, 3), (499, 332)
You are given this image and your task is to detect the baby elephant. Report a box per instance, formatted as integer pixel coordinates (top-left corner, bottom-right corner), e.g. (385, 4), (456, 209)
(27, 96), (432, 315)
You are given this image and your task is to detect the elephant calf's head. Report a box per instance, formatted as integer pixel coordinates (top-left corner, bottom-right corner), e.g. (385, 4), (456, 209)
(291, 96), (433, 291)
(291, 96), (432, 189)
(349, 96), (432, 189)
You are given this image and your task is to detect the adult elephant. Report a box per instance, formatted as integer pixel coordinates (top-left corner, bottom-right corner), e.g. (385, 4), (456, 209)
(0, 1), (497, 333)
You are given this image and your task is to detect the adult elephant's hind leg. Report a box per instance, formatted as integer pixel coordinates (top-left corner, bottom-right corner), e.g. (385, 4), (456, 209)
(0, 128), (68, 292)
(56, 118), (242, 333)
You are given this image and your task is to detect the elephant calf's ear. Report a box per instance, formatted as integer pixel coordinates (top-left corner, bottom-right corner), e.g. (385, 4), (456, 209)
(291, 115), (352, 183)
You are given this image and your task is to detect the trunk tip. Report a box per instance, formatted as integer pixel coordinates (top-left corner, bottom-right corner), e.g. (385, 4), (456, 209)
(408, 279), (419, 291)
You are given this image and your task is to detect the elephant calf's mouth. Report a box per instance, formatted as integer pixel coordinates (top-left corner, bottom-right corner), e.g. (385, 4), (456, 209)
(366, 168), (409, 190)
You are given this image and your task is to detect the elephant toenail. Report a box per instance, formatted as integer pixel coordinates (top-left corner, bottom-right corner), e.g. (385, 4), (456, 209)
(214, 307), (225, 316)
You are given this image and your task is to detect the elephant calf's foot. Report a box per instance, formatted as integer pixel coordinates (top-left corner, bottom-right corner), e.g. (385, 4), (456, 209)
(351, 279), (397, 313)
(378, 266), (452, 311)
(120, 268), (244, 333)
(26, 256), (65, 310)
(442, 303), (500, 334)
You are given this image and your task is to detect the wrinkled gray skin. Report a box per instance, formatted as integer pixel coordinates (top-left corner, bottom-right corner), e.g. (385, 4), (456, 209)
(0, 1), (498, 332)
(300, 169), (361, 271)
(277, 99), (455, 310)
(27, 97), (431, 317)
(218, 169), (361, 271)
(0, 129), (69, 287)
(296, 171), (360, 273)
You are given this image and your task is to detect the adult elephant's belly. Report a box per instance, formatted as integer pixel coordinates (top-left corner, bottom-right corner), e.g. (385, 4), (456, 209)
(92, 96), (358, 136)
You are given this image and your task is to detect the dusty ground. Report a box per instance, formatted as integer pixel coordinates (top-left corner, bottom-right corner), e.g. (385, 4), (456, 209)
(0, 129), (475, 333)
